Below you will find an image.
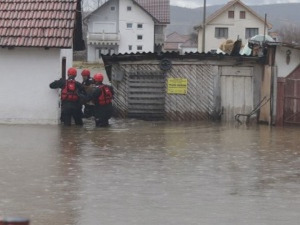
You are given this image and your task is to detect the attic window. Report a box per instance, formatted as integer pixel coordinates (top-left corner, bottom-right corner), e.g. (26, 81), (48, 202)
(228, 11), (234, 18)
(111, 6), (116, 11)
(127, 6), (132, 11)
(240, 11), (246, 19)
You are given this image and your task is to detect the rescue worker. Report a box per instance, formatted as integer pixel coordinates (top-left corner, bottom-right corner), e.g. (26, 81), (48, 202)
(49, 67), (86, 126)
(81, 69), (95, 118)
(87, 73), (114, 127)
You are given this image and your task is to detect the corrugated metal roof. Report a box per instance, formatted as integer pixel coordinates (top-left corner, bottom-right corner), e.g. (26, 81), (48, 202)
(0, 0), (77, 48)
(134, 0), (170, 24)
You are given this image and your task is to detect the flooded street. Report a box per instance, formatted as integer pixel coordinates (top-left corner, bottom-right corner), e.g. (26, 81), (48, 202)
(0, 119), (300, 225)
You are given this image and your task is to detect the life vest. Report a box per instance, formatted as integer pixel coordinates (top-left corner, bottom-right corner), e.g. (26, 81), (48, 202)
(61, 80), (79, 102)
(98, 85), (113, 105)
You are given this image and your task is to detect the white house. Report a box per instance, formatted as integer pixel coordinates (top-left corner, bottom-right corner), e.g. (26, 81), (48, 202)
(0, 0), (83, 124)
(85, 0), (170, 63)
(195, 0), (272, 53)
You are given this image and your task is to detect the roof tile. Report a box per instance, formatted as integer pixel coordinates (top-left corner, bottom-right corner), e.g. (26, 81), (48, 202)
(0, 0), (77, 48)
(134, 0), (170, 24)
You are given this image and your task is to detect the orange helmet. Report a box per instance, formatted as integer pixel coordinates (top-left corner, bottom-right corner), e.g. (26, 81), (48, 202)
(81, 69), (90, 77)
(67, 67), (77, 77)
(93, 73), (104, 82)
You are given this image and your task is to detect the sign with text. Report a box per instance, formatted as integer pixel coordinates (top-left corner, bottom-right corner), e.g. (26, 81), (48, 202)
(167, 78), (188, 94)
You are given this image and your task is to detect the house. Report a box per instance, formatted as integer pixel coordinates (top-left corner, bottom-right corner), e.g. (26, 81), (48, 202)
(164, 32), (197, 54)
(195, 0), (272, 53)
(181, 39), (198, 54)
(84, 0), (170, 63)
(164, 32), (190, 52)
(0, 0), (83, 124)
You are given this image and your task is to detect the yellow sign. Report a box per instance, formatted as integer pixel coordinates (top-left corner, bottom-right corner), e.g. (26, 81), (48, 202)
(167, 78), (188, 94)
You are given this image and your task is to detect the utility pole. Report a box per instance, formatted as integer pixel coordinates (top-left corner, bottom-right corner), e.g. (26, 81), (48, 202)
(202, 0), (206, 53)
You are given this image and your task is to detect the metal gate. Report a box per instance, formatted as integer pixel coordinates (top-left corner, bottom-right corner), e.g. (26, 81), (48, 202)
(284, 78), (300, 125)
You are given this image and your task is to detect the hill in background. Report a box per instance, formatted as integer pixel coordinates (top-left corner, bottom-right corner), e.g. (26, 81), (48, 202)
(167, 3), (300, 35)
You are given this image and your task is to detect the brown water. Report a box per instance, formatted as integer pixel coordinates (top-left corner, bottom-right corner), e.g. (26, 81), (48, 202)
(0, 119), (299, 225)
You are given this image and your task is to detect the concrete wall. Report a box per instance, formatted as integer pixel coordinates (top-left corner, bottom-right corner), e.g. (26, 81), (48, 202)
(198, 3), (267, 52)
(0, 47), (72, 124)
(86, 0), (119, 33)
(275, 46), (300, 78)
(119, 0), (154, 54)
(86, 0), (119, 62)
(87, 0), (155, 62)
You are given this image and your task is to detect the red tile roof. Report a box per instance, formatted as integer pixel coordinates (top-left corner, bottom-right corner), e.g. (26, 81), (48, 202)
(0, 0), (78, 48)
(134, 0), (170, 24)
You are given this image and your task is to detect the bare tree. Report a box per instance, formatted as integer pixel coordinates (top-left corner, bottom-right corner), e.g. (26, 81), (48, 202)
(82, 0), (107, 12)
(277, 24), (300, 44)
(189, 31), (198, 43)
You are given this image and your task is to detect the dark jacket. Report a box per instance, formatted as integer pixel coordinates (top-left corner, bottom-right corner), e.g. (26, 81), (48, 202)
(49, 78), (86, 102)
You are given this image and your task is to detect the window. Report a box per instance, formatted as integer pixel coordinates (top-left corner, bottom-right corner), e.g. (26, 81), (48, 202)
(110, 6), (116, 11)
(215, 28), (228, 38)
(240, 11), (246, 19)
(127, 6), (132, 11)
(228, 11), (234, 18)
(128, 45), (132, 51)
(137, 45), (143, 51)
(245, 28), (258, 39)
(137, 35), (143, 40)
(137, 23), (143, 29)
(126, 23), (133, 29)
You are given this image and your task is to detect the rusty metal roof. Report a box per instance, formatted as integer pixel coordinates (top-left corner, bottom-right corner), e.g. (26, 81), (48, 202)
(134, 0), (170, 24)
(0, 0), (77, 48)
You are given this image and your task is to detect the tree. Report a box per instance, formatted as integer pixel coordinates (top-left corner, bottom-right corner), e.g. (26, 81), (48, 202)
(277, 24), (300, 44)
(82, 0), (107, 11)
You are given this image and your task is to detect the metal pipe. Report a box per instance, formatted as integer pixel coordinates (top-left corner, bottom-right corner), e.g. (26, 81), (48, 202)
(202, 0), (206, 53)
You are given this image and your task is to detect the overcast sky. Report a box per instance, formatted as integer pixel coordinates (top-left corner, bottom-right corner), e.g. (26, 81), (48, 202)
(170, 0), (300, 8)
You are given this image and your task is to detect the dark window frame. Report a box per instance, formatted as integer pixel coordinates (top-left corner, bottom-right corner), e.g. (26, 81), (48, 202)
(228, 11), (234, 18)
(245, 28), (259, 39)
(240, 11), (246, 19)
(215, 27), (229, 39)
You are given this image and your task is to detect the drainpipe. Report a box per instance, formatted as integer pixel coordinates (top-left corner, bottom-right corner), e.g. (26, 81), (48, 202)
(202, 0), (206, 53)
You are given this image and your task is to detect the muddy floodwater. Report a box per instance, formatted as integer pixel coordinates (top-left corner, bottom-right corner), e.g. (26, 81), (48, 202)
(0, 119), (300, 225)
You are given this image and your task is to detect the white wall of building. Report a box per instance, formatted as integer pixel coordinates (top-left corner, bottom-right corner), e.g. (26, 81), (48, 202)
(182, 47), (198, 54)
(275, 46), (300, 78)
(198, 3), (266, 52)
(0, 48), (68, 124)
(86, 0), (119, 62)
(119, 0), (154, 54)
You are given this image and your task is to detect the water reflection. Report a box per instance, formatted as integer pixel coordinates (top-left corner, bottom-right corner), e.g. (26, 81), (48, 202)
(0, 120), (299, 225)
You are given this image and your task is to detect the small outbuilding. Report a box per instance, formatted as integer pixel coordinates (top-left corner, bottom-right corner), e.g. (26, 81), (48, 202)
(103, 52), (264, 122)
(0, 0), (84, 124)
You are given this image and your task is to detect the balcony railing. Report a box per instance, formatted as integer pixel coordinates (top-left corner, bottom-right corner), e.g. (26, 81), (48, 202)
(87, 32), (120, 45)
